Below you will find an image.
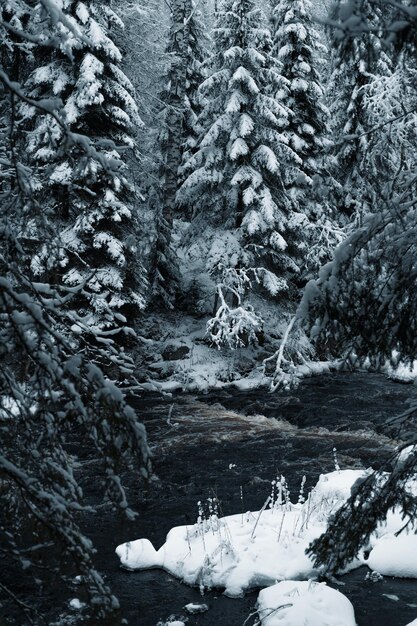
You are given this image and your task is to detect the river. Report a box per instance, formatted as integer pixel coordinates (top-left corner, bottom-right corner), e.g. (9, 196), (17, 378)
(3, 372), (417, 625)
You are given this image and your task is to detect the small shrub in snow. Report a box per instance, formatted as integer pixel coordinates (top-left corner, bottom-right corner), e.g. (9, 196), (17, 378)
(263, 314), (329, 391)
(207, 287), (263, 350)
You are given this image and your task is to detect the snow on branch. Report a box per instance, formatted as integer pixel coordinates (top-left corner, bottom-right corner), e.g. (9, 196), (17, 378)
(207, 285), (263, 350)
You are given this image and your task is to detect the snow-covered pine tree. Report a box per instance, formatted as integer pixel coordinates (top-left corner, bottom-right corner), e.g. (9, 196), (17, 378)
(160, 0), (207, 197)
(159, 0), (192, 219)
(0, 3), (150, 621)
(362, 55), (417, 200)
(360, 0), (417, 201)
(327, 0), (394, 218)
(178, 0), (307, 311)
(150, 0), (207, 309)
(271, 0), (329, 192)
(23, 0), (146, 333)
(297, 1), (417, 576)
(271, 0), (343, 276)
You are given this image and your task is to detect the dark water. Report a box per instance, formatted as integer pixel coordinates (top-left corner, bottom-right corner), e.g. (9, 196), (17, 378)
(3, 373), (417, 625)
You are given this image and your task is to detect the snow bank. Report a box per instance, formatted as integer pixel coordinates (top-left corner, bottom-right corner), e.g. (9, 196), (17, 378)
(149, 367), (268, 393)
(367, 534), (417, 578)
(115, 470), (368, 596)
(116, 467), (417, 601)
(117, 508), (317, 597)
(256, 580), (356, 626)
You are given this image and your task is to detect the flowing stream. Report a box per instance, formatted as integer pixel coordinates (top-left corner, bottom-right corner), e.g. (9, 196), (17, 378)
(3, 373), (417, 626)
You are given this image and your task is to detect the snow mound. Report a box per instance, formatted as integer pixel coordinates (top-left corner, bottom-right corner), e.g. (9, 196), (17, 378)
(367, 533), (417, 578)
(257, 580), (356, 626)
(116, 468), (417, 598)
(117, 538), (162, 570)
(116, 470), (368, 596)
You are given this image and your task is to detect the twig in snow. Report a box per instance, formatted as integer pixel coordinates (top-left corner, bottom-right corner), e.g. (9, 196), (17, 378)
(251, 496), (271, 540)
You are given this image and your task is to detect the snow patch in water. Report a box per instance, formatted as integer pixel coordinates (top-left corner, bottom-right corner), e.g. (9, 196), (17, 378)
(367, 534), (417, 578)
(116, 466), (417, 600)
(256, 580), (356, 626)
(115, 470), (369, 597)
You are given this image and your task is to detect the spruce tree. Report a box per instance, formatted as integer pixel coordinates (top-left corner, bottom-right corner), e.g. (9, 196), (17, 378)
(271, 0), (342, 276)
(271, 0), (329, 192)
(178, 0), (306, 305)
(160, 0), (207, 199)
(327, 0), (393, 217)
(23, 0), (146, 332)
(0, 2), (150, 621)
(151, 0), (207, 309)
(179, 6), (207, 192)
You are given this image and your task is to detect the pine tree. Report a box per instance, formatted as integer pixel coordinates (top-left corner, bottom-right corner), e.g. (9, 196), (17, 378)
(150, 0), (207, 309)
(327, 0), (394, 217)
(271, 0), (329, 193)
(271, 0), (343, 276)
(23, 0), (147, 332)
(159, 0), (191, 219)
(160, 1), (207, 197)
(0, 2), (149, 621)
(178, 0), (307, 308)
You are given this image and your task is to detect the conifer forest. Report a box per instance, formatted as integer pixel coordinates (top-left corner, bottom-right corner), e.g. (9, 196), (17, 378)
(2, 0), (417, 624)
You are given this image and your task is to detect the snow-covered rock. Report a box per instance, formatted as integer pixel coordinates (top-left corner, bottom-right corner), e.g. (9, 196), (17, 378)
(367, 534), (417, 578)
(184, 602), (209, 614)
(69, 598), (85, 610)
(162, 341), (191, 361)
(256, 580), (356, 626)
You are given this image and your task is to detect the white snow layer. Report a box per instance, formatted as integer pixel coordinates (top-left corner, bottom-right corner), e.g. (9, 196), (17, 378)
(116, 467), (417, 626)
(116, 468), (417, 600)
(115, 470), (367, 596)
(257, 580), (356, 626)
(367, 533), (417, 578)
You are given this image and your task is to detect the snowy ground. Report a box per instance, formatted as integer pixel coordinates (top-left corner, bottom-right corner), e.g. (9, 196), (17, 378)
(116, 468), (417, 625)
(138, 311), (417, 395)
(138, 310), (342, 393)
